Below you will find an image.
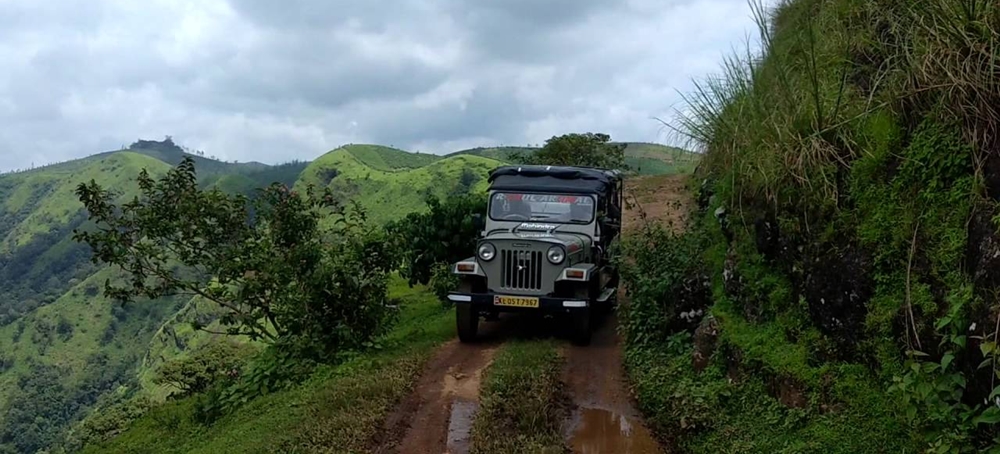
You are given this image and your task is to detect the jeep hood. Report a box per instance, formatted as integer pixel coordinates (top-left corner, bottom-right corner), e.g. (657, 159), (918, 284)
(483, 227), (590, 252)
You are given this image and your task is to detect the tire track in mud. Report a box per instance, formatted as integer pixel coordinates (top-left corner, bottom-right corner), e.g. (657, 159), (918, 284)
(561, 311), (664, 454)
(557, 174), (689, 453)
(371, 314), (526, 454)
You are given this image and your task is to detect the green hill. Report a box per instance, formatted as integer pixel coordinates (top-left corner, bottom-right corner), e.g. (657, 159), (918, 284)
(445, 146), (537, 162)
(297, 144), (501, 224)
(620, 142), (700, 175)
(0, 144), (312, 454)
(448, 142), (699, 176)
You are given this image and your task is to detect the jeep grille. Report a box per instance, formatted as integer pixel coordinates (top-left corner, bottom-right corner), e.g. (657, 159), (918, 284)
(500, 249), (543, 290)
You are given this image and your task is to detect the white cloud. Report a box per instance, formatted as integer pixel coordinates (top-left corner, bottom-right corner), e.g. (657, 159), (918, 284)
(0, 0), (773, 171)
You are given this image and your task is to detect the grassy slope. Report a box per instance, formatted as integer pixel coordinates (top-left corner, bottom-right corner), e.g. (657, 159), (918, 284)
(445, 146), (537, 162)
(341, 144), (442, 171)
(448, 142), (700, 176)
(0, 149), (305, 453)
(84, 277), (455, 454)
(296, 145), (501, 224)
(0, 152), (170, 250)
(625, 0), (1000, 452)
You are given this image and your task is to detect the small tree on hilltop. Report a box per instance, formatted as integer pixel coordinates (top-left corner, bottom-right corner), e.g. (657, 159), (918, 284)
(512, 132), (627, 170)
(73, 157), (394, 358)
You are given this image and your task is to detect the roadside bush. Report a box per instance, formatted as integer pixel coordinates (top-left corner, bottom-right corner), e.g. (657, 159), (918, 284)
(618, 222), (711, 348)
(385, 193), (485, 287)
(67, 395), (154, 449)
(194, 344), (317, 422)
(154, 341), (257, 398)
(429, 263), (459, 305)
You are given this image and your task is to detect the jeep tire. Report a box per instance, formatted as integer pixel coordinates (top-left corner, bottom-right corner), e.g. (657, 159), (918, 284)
(457, 304), (479, 343)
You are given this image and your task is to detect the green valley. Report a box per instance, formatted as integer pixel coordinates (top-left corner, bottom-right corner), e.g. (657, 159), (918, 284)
(0, 134), (691, 454)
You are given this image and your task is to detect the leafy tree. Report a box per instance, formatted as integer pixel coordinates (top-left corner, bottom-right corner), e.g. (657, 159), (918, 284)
(385, 193), (486, 287)
(73, 157), (395, 358)
(512, 132), (627, 170)
(154, 341), (255, 397)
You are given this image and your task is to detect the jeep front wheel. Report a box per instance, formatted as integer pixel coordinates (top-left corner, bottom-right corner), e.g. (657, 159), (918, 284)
(571, 307), (592, 346)
(456, 304), (479, 343)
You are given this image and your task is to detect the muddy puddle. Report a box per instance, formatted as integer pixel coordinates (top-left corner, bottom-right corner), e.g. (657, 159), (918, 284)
(445, 399), (479, 454)
(565, 406), (661, 453)
(442, 351), (494, 454)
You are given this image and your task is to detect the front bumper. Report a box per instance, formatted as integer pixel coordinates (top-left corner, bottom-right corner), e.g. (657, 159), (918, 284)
(445, 291), (588, 313)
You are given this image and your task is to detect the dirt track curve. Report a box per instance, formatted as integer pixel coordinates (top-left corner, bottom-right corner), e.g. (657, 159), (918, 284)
(375, 174), (689, 454)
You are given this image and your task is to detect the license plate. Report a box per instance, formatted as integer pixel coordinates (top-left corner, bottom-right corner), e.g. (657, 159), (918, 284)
(493, 295), (539, 308)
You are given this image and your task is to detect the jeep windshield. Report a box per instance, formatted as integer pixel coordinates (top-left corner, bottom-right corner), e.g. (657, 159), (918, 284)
(489, 192), (595, 224)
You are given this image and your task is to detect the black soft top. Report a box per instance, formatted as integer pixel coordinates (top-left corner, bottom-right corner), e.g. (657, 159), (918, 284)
(487, 165), (621, 195)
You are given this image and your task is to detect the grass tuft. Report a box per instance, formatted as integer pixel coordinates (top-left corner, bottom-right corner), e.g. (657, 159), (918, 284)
(469, 340), (567, 454)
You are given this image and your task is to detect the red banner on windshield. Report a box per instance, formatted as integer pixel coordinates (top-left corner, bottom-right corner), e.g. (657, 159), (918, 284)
(494, 193), (593, 205)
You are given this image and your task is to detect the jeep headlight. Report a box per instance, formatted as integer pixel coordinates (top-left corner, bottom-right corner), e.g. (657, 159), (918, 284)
(547, 245), (565, 264)
(478, 242), (496, 261)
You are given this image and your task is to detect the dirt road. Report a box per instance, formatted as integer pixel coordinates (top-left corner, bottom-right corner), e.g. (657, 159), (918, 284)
(375, 174), (689, 454)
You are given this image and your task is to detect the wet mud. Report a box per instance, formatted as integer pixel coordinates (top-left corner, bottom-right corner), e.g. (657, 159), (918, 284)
(562, 313), (664, 454)
(372, 313), (529, 454)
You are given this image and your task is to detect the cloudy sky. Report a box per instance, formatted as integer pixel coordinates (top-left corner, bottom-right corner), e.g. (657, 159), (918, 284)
(0, 0), (769, 171)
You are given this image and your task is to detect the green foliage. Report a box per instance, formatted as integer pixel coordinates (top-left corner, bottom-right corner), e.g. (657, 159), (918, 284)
(385, 193), (487, 287)
(512, 132), (627, 170)
(429, 263), (460, 305)
(194, 344), (318, 422)
(618, 221), (709, 347)
(66, 395), (154, 450)
(888, 284), (998, 453)
(656, 0), (1000, 451)
(470, 340), (565, 454)
(73, 157), (395, 358)
(154, 341), (256, 398)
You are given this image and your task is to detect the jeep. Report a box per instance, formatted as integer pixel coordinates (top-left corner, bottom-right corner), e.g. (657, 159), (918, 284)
(447, 164), (623, 345)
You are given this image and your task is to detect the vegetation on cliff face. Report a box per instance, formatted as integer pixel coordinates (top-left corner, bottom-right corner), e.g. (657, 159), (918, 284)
(621, 0), (1000, 452)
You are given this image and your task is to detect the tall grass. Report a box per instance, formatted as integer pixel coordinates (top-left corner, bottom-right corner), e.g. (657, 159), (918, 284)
(669, 0), (1000, 209)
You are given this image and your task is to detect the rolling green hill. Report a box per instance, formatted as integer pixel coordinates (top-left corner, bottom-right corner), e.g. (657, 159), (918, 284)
(297, 144), (501, 224)
(0, 142), (313, 454)
(448, 142), (700, 176)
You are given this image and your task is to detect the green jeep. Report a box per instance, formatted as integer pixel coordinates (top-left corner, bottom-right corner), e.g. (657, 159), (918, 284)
(447, 164), (623, 345)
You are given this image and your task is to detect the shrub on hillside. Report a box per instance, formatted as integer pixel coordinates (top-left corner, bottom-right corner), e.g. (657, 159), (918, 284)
(618, 222), (711, 348)
(154, 341), (256, 398)
(385, 193), (486, 287)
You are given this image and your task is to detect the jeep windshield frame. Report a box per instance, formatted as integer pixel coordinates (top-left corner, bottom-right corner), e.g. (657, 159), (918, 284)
(488, 192), (596, 225)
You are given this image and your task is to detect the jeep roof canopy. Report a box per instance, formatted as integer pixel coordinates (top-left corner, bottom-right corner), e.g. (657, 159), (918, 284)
(487, 165), (622, 195)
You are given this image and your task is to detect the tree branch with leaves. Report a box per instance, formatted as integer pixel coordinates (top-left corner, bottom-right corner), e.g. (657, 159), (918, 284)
(74, 157), (394, 358)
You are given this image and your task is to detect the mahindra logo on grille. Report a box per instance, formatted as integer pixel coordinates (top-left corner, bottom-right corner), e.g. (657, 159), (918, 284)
(512, 242), (531, 248)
